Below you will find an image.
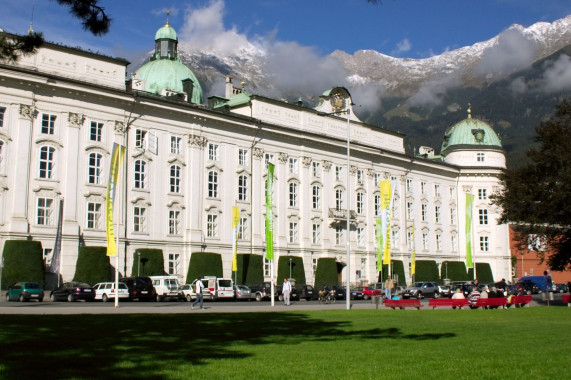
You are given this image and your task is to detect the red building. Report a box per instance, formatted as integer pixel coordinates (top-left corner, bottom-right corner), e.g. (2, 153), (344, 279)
(509, 226), (571, 284)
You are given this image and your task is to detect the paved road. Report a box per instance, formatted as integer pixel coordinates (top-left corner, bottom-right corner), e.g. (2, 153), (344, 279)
(1, 292), (565, 315)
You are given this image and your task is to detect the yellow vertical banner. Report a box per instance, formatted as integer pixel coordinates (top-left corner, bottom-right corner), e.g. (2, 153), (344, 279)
(380, 181), (393, 265)
(232, 206), (240, 271)
(411, 223), (416, 275)
(106, 143), (126, 256)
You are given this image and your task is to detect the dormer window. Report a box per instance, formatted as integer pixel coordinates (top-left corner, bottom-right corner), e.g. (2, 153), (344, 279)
(472, 129), (485, 142)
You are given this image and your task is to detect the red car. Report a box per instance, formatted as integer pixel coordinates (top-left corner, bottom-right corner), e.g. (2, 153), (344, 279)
(358, 286), (383, 300)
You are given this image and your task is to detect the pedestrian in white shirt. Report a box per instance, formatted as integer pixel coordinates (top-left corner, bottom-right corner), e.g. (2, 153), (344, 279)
(282, 278), (292, 306)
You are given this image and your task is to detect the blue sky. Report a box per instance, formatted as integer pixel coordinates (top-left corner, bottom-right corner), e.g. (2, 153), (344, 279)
(1, 0), (570, 62)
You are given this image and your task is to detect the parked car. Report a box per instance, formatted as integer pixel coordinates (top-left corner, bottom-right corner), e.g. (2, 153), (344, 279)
(93, 282), (130, 302)
(402, 282), (440, 299)
(180, 282), (214, 302)
(297, 284), (315, 301)
(234, 285), (254, 301)
(358, 286), (383, 300)
(393, 286), (406, 297)
(6, 282), (44, 302)
(119, 276), (156, 301)
(438, 285), (452, 298)
(330, 285), (346, 300)
(347, 287), (364, 300)
(450, 282), (473, 297)
(50, 282), (95, 302)
(249, 282), (276, 301)
(516, 280), (539, 295)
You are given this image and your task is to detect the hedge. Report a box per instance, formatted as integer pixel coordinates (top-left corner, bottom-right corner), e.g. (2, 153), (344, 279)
(314, 258), (338, 290)
(441, 261), (469, 282)
(131, 249), (165, 276)
(236, 254), (263, 286)
(414, 260), (440, 282)
(277, 256), (306, 285)
(1, 240), (44, 290)
(73, 246), (111, 285)
(186, 252), (223, 283)
(467, 263), (494, 284)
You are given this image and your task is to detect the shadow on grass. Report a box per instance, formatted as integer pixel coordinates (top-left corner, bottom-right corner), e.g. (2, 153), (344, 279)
(0, 313), (455, 379)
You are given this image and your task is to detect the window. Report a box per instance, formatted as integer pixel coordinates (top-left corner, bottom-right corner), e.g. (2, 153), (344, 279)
(86, 202), (102, 229)
(450, 207), (457, 224)
(421, 203), (427, 221)
(406, 179), (412, 192)
(41, 113), (56, 134)
(407, 231), (414, 250)
(238, 175), (248, 201)
(43, 248), (53, 265)
(36, 197), (53, 225)
(374, 194), (381, 217)
(451, 235), (458, 252)
(357, 227), (365, 246)
(264, 259), (271, 277)
(264, 153), (274, 166)
(422, 233), (429, 250)
(39, 146), (55, 179)
(169, 165), (181, 193)
(357, 169), (364, 184)
(335, 166), (343, 181)
(356, 192), (365, 214)
(375, 173), (382, 187)
(90, 121), (103, 142)
(391, 176), (398, 193)
(421, 181), (427, 194)
(238, 148), (248, 166)
(133, 206), (146, 232)
(88, 153), (103, 184)
(168, 210), (180, 235)
(208, 143), (219, 161)
(312, 257), (318, 277)
(478, 188), (488, 200)
(436, 234), (442, 251)
(208, 171), (218, 198)
(170, 136), (181, 155)
(335, 189), (344, 210)
(449, 186), (456, 198)
(406, 201), (413, 220)
(391, 229), (399, 248)
(135, 129), (147, 148)
(335, 226), (344, 245)
(434, 184), (441, 197)
(238, 217), (248, 240)
(312, 161), (321, 178)
(312, 185), (321, 209)
(288, 157), (298, 175)
(289, 182), (298, 207)
(288, 222), (298, 243)
(134, 160), (147, 189)
(479, 209), (488, 225)
(168, 253), (180, 275)
(312, 223), (321, 244)
(480, 236), (489, 251)
(477, 152), (485, 162)
(0, 140), (5, 174)
(0, 106), (5, 127)
(207, 214), (218, 237)
(435, 206), (441, 223)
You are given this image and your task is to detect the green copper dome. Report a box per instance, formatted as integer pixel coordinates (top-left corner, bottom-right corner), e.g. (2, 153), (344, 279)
(441, 110), (502, 154)
(155, 23), (178, 41)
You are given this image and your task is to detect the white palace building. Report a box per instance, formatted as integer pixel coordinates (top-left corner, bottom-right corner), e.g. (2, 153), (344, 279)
(0, 22), (512, 285)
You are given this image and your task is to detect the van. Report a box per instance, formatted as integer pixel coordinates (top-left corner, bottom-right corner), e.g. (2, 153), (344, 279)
(200, 277), (234, 300)
(518, 276), (553, 292)
(149, 275), (182, 302)
(119, 276), (156, 301)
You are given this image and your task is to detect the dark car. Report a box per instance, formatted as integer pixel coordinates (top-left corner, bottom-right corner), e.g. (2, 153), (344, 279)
(6, 282), (44, 302)
(347, 287), (364, 300)
(297, 284), (316, 301)
(516, 280), (539, 295)
(50, 282), (95, 302)
(119, 276), (156, 301)
(331, 285), (346, 300)
(249, 282), (276, 302)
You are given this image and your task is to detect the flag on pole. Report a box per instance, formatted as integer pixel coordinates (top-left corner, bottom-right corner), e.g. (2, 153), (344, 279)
(411, 223), (416, 275)
(106, 143), (126, 256)
(50, 198), (64, 274)
(465, 193), (474, 268)
(232, 206), (240, 271)
(380, 180), (394, 265)
(375, 218), (382, 271)
(265, 163), (275, 260)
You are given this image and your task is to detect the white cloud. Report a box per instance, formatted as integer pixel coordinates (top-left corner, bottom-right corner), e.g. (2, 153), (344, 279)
(392, 38), (411, 56)
(536, 54), (571, 93)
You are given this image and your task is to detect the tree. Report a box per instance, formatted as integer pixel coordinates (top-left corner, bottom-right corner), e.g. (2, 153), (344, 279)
(0, 0), (110, 62)
(491, 99), (571, 271)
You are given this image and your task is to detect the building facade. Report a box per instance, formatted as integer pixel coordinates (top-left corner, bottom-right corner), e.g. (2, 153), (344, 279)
(0, 24), (512, 285)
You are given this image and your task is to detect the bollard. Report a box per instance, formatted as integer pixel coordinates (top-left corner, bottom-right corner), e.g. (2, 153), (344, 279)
(373, 295), (380, 309)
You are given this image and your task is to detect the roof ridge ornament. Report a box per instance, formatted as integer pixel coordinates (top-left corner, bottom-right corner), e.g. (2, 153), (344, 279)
(166, 10), (171, 27)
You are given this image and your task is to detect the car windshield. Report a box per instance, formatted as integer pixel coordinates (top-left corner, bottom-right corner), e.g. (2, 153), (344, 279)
(219, 280), (232, 287)
(413, 283), (423, 287)
(26, 283), (41, 289)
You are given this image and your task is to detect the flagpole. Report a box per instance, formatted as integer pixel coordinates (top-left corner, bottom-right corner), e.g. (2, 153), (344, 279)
(115, 155), (122, 309)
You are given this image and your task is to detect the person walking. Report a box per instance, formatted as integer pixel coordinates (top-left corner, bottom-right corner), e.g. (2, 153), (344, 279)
(384, 276), (394, 299)
(191, 277), (204, 310)
(282, 278), (292, 306)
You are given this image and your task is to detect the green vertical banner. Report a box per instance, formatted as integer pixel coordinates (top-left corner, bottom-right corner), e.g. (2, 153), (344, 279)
(375, 218), (382, 271)
(265, 163), (275, 260)
(465, 193), (474, 268)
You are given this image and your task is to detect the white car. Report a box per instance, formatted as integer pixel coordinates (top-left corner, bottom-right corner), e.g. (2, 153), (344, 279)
(93, 282), (130, 302)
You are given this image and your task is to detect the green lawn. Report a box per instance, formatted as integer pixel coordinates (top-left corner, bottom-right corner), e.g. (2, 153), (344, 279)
(0, 308), (569, 379)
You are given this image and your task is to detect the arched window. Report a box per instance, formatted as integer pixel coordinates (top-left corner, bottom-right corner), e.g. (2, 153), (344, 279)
(134, 160), (147, 189)
(88, 152), (103, 184)
(39, 146), (56, 179)
(169, 165), (181, 193)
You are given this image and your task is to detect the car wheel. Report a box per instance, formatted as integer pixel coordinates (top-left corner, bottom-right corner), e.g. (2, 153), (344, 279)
(38, 298), (43, 302)
(363, 294), (369, 300)
(67, 294), (75, 302)
(156, 294), (162, 302)
(102, 294), (109, 302)
(19, 294), (25, 302)
(417, 293), (423, 300)
(186, 295), (192, 302)
(255, 293), (262, 302)
(278, 295), (283, 301)
(50, 293), (56, 302)
(5, 293), (10, 302)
